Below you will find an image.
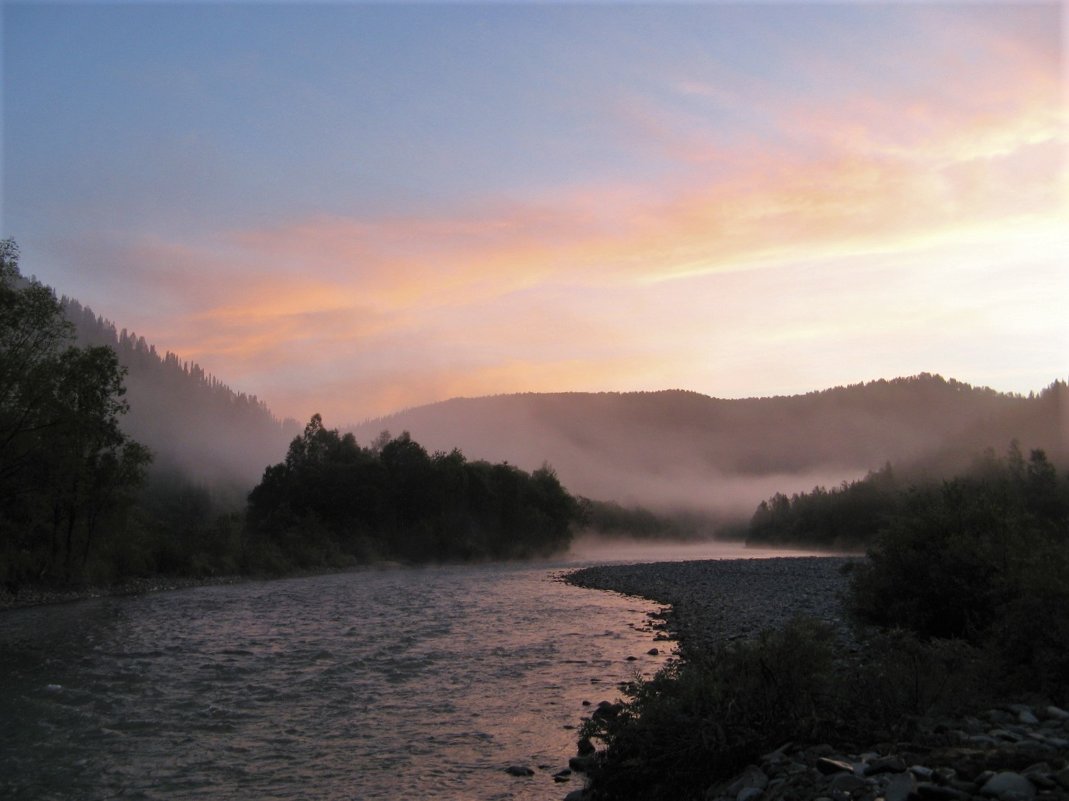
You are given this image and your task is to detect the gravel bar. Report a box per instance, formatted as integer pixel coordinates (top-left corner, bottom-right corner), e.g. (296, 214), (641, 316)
(565, 556), (861, 656)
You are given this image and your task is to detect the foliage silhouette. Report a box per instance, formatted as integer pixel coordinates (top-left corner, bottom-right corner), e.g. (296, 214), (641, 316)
(1, 238), (150, 587)
(246, 415), (579, 568)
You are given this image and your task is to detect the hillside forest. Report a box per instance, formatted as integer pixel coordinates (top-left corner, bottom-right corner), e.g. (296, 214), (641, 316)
(2, 237), (1067, 592)
(0, 241), (583, 588)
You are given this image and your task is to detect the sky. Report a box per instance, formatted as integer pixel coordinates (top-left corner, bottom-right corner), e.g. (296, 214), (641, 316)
(3, 1), (1067, 424)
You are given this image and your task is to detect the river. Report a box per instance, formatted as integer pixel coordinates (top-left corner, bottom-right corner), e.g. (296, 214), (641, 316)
(0, 543), (815, 801)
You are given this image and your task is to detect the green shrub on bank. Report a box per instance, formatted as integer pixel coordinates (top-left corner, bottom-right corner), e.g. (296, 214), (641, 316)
(580, 620), (993, 801)
(847, 445), (1069, 699)
(581, 445), (1067, 799)
(581, 618), (838, 801)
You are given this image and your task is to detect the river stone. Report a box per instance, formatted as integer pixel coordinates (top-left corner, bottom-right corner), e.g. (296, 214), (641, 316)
(865, 756), (906, 775)
(1055, 767), (1069, 790)
(1045, 705), (1069, 721)
(505, 765), (534, 777)
(727, 765), (769, 795)
(980, 772), (1035, 800)
(829, 772), (866, 795)
(884, 772), (916, 801)
(916, 782), (970, 800)
(737, 787), (762, 801)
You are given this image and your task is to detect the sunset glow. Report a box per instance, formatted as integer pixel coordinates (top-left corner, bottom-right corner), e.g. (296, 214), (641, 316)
(4, 2), (1065, 423)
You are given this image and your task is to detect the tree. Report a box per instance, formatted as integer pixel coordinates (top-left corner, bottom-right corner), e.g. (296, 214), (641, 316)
(45, 346), (151, 579)
(245, 416), (580, 568)
(0, 239), (150, 586)
(0, 238), (74, 503)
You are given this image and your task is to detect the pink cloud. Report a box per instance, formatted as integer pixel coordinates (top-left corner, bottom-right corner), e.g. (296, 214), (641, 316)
(79, 10), (1065, 422)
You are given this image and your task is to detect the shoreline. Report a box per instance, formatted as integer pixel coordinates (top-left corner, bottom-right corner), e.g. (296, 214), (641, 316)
(565, 555), (860, 656)
(0, 543), (825, 614)
(561, 557), (1069, 801)
(0, 574), (253, 612)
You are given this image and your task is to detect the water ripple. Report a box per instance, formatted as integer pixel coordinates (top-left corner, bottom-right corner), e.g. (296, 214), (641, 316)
(0, 562), (673, 800)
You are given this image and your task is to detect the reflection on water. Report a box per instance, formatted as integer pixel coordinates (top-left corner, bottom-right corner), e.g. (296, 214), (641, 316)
(0, 544), (828, 801)
(0, 562), (674, 801)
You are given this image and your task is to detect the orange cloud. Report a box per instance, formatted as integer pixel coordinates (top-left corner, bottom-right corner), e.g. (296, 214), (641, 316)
(109, 19), (1064, 422)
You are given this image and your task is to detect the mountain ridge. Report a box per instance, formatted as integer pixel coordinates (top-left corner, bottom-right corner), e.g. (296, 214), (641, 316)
(49, 280), (1068, 516)
(348, 375), (1067, 516)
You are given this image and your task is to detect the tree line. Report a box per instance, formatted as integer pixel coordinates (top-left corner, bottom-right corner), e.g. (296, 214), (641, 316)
(577, 445), (1069, 801)
(1, 239), (582, 591)
(746, 442), (1068, 549)
(746, 439), (1069, 685)
(245, 415), (579, 568)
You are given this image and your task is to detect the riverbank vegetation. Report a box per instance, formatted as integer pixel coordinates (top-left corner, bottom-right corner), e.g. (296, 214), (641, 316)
(575, 498), (729, 541)
(745, 434), (1068, 550)
(244, 414), (578, 568)
(578, 446), (1069, 800)
(1, 239), (587, 592)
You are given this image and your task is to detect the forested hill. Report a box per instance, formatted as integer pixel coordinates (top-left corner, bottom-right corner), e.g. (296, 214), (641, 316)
(349, 376), (1068, 516)
(62, 298), (299, 487)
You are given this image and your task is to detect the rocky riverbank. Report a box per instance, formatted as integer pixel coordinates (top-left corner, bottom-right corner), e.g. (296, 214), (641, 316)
(567, 556), (859, 657)
(562, 557), (1069, 801)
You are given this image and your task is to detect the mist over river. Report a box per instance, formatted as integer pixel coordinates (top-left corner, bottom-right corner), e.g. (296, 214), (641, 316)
(0, 544), (820, 800)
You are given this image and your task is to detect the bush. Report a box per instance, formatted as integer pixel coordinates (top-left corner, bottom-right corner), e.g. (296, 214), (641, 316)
(847, 446), (1069, 697)
(835, 629), (989, 741)
(581, 618), (837, 801)
(580, 620), (998, 801)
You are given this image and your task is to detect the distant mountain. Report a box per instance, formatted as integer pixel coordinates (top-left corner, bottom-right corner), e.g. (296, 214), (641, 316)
(348, 375), (1068, 517)
(62, 298), (300, 488)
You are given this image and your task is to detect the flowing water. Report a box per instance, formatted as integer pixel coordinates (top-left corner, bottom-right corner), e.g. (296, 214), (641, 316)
(0, 544), (818, 801)
(0, 560), (676, 800)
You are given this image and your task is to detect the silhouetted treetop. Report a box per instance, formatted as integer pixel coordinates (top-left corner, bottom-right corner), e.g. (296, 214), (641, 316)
(246, 416), (579, 567)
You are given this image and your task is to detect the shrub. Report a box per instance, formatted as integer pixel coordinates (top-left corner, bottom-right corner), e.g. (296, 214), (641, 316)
(581, 617), (837, 801)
